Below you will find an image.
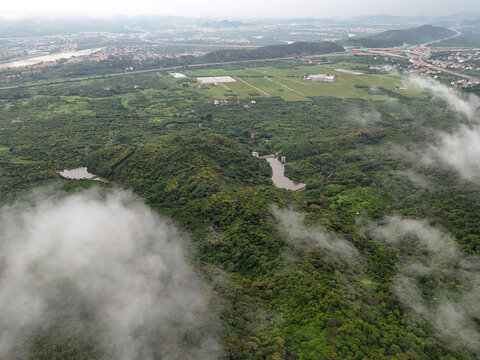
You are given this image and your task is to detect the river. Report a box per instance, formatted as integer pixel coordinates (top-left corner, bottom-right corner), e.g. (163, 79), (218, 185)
(0, 48), (102, 69)
(265, 157), (306, 191)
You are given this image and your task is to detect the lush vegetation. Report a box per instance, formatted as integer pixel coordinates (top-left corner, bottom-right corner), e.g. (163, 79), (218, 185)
(343, 25), (455, 48)
(434, 25), (480, 47)
(1, 56), (480, 359)
(202, 42), (345, 62)
(0, 42), (344, 89)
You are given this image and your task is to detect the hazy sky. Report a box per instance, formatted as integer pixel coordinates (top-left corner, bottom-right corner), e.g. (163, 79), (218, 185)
(2, 0), (479, 19)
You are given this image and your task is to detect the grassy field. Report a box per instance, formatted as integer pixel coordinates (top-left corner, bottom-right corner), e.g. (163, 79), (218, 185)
(180, 61), (423, 101)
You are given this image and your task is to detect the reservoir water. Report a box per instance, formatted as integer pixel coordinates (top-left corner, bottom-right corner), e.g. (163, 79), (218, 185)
(0, 48), (102, 69)
(265, 157), (306, 191)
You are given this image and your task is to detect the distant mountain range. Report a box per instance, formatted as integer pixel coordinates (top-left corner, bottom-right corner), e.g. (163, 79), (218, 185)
(201, 20), (252, 28)
(349, 13), (480, 25)
(463, 19), (480, 26)
(0, 15), (477, 39)
(342, 25), (456, 48)
(0, 16), (198, 37)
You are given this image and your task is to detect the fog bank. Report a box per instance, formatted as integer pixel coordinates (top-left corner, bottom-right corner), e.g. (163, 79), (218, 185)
(0, 188), (220, 359)
(348, 106), (381, 125)
(363, 216), (480, 353)
(409, 76), (480, 184)
(271, 205), (358, 259)
(409, 76), (480, 121)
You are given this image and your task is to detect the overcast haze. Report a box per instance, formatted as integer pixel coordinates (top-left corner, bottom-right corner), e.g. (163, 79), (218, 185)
(2, 0), (480, 19)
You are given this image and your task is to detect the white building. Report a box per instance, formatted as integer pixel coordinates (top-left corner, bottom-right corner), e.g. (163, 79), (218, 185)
(304, 74), (335, 83)
(197, 76), (237, 84)
(170, 73), (187, 79)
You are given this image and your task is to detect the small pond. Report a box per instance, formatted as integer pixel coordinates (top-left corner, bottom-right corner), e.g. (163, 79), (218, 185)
(264, 157), (305, 191)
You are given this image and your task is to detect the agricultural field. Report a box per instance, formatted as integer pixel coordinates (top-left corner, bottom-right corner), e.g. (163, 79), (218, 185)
(181, 60), (423, 101)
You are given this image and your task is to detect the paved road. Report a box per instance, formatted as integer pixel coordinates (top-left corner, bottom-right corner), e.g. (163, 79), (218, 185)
(360, 27), (464, 54)
(352, 49), (479, 82)
(419, 28), (462, 47)
(413, 59), (480, 82)
(352, 27), (480, 83)
(0, 52), (349, 90)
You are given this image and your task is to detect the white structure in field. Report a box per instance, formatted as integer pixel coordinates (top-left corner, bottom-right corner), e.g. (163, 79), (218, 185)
(304, 74), (335, 82)
(334, 68), (364, 75)
(197, 76), (237, 84)
(170, 73), (187, 78)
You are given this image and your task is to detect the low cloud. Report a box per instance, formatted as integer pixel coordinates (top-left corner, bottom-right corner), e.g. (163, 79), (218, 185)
(0, 188), (220, 359)
(348, 106), (381, 125)
(408, 75), (480, 184)
(423, 124), (480, 183)
(271, 205), (358, 260)
(382, 98), (412, 118)
(395, 169), (429, 187)
(363, 216), (480, 353)
(409, 75), (480, 121)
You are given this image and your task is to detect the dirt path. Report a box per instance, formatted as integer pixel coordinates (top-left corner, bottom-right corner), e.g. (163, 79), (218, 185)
(263, 76), (306, 97)
(234, 76), (271, 96)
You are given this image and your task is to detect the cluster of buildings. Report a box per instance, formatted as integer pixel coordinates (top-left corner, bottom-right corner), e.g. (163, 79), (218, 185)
(406, 46), (431, 60)
(428, 51), (480, 72)
(0, 59), (60, 72)
(251, 152), (286, 163)
(295, 57), (314, 64)
(368, 64), (399, 72)
(0, 70), (42, 83)
(360, 48), (480, 89)
(0, 30), (192, 73)
(85, 46), (206, 63)
(157, 34), (250, 44)
(449, 78), (480, 88)
(0, 33), (120, 63)
(213, 99), (230, 105)
(85, 46), (164, 62)
(402, 61), (442, 74)
(0, 48), (12, 60)
(394, 60), (479, 88)
(0, 43), (204, 80)
(403, 51), (480, 88)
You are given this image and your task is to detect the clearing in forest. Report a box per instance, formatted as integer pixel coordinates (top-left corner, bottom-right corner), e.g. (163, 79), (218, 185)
(182, 60), (423, 101)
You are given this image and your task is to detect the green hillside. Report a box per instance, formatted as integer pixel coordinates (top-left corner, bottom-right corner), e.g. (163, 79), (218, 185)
(343, 25), (455, 48)
(83, 130), (480, 360)
(203, 41), (345, 62)
(1, 57), (480, 359)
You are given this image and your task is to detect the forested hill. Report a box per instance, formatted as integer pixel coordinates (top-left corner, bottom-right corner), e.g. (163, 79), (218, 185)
(203, 41), (345, 62)
(343, 25), (455, 48)
(2, 64), (480, 358)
